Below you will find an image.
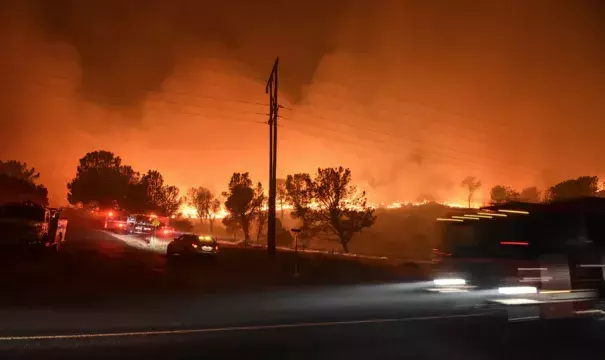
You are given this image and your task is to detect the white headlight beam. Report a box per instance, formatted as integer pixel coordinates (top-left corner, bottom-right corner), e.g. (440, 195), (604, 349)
(497, 286), (537, 295)
(433, 278), (466, 286)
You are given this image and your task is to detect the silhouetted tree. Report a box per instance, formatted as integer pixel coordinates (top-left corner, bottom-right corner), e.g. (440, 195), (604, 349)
(222, 173), (262, 245)
(159, 185), (182, 217)
(187, 186), (217, 224)
(68, 152), (181, 215)
(209, 198), (221, 233)
(0, 174), (49, 206)
(139, 170), (181, 216)
(67, 151), (137, 209)
(253, 184), (267, 243)
(0, 160), (40, 183)
(546, 176), (598, 202)
(276, 178), (287, 221)
(519, 186), (541, 203)
(461, 176), (482, 208)
(490, 185), (519, 204)
(222, 216), (240, 241)
(310, 167), (376, 253)
(122, 181), (148, 213)
(285, 173), (315, 238)
(141, 170), (164, 207)
(0, 160), (48, 206)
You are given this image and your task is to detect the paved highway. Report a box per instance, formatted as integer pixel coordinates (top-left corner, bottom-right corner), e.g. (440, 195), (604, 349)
(0, 223), (602, 359)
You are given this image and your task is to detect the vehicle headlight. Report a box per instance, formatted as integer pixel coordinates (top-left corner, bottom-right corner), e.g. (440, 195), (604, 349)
(497, 286), (537, 295)
(433, 278), (466, 286)
(192, 244), (198, 248)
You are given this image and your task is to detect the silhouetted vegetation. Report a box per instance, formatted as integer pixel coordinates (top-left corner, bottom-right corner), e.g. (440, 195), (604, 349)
(276, 178), (287, 221)
(222, 172), (264, 246)
(67, 151), (181, 215)
(0, 160), (40, 183)
(461, 176), (482, 208)
(253, 185), (268, 243)
(490, 185), (519, 204)
(285, 173), (315, 240)
(546, 176), (598, 202)
(140, 170), (182, 216)
(519, 186), (541, 203)
(0, 160), (48, 206)
(285, 167), (375, 253)
(64, 151), (605, 259)
(187, 186), (221, 232)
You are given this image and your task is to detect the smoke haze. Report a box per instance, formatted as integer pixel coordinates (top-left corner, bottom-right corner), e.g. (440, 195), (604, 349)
(1, 0), (605, 206)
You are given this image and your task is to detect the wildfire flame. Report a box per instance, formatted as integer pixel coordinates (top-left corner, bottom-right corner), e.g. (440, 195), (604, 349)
(178, 199), (475, 220)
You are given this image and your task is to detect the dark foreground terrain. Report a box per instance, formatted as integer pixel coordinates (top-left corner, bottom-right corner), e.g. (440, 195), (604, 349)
(0, 219), (603, 359)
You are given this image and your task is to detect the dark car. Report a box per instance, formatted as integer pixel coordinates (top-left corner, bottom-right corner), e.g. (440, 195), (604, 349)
(166, 234), (219, 258)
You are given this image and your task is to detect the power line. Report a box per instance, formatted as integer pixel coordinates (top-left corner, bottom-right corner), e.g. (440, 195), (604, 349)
(151, 94), (541, 175)
(280, 107), (518, 169)
(285, 87), (515, 138)
(280, 120), (540, 178)
(35, 73), (540, 176)
(147, 89), (267, 108)
(147, 97), (267, 117)
(279, 113), (540, 175)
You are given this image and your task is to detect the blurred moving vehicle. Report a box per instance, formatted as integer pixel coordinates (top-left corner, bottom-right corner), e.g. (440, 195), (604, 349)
(432, 197), (605, 321)
(0, 201), (67, 252)
(166, 234), (219, 258)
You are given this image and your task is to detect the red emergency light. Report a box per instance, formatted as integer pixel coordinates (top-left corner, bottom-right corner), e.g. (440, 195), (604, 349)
(500, 241), (529, 246)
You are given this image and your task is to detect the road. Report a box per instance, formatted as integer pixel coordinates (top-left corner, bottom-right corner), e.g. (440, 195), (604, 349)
(0, 222), (603, 359)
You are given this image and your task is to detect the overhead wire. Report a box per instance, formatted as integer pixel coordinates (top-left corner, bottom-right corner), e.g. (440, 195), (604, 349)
(279, 120), (532, 177)
(279, 111), (540, 176)
(39, 73), (540, 176)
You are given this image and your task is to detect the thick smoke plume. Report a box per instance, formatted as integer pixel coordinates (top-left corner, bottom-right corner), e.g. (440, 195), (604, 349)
(1, 0), (605, 206)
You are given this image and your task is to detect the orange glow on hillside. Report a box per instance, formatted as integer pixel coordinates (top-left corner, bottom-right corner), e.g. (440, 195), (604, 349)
(178, 197), (479, 220)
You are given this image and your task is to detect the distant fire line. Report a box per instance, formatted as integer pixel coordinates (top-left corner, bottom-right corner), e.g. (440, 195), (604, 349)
(178, 200), (472, 219)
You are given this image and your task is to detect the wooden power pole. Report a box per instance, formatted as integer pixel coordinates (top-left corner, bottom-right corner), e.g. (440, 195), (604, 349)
(266, 58), (279, 256)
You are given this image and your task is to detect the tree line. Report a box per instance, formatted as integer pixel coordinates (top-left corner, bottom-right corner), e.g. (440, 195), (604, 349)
(218, 167), (376, 252)
(5, 150), (605, 252)
(63, 151), (375, 252)
(67, 151), (182, 216)
(462, 175), (604, 205)
(0, 160), (48, 206)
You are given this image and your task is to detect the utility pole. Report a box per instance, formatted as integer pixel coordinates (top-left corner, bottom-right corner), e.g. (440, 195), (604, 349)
(266, 58), (279, 256)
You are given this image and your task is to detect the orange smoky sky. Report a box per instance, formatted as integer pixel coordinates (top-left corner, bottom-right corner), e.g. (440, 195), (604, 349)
(1, 0), (605, 206)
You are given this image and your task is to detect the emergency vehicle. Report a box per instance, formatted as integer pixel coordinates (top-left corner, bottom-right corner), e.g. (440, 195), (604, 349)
(103, 210), (128, 233)
(0, 201), (67, 252)
(432, 197), (605, 321)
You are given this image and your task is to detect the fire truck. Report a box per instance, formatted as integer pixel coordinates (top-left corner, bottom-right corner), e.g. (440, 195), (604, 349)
(102, 209), (176, 242)
(125, 213), (174, 239)
(103, 210), (129, 233)
(0, 201), (67, 252)
(432, 197), (605, 321)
